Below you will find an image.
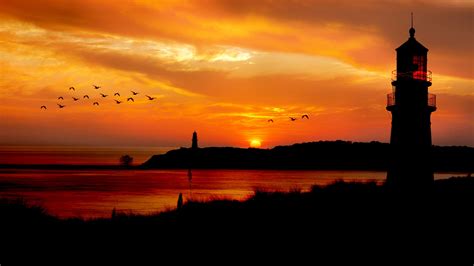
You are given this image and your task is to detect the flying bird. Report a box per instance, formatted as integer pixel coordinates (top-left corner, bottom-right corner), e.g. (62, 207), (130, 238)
(83, 95), (89, 99)
(57, 104), (65, 108)
(127, 97), (134, 102)
(40, 106), (47, 110)
(93, 102), (99, 106)
(114, 93), (120, 96)
(131, 91), (139, 95)
(72, 97), (79, 101)
(58, 96), (64, 100)
(267, 119), (274, 123)
(302, 115), (309, 119)
(93, 85), (101, 89)
(69, 87), (75, 91)
(115, 100), (122, 104)
(289, 117), (297, 121)
(100, 93), (108, 98)
(145, 95), (156, 101)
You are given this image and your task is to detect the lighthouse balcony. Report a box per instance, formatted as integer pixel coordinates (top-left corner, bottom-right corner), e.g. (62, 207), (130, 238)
(386, 92), (437, 109)
(428, 93), (436, 108)
(391, 70), (432, 82)
(387, 92), (396, 107)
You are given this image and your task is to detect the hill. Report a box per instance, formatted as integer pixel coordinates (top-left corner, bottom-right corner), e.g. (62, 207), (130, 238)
(142, 140), (474, 171)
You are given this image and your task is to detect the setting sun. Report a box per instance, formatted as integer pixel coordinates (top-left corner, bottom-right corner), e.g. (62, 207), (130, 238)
(250, 139), (262, 148)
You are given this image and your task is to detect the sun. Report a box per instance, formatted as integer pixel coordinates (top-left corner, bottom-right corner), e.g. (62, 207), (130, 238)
(250, 139), (262, 148)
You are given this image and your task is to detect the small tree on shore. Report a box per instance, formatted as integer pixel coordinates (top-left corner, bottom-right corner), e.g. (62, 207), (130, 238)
(119, 155), (134, 167)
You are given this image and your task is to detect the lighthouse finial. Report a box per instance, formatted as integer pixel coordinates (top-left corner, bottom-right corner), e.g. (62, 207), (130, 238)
(409, 12), (415, 38)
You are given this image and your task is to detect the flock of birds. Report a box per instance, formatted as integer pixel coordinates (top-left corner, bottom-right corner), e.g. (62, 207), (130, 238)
(40, 85), (157, 110)
(39, 85), (309, 123)
(267, 114), (309, 123)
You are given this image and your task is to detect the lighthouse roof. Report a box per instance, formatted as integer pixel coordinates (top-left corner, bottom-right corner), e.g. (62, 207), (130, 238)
(396, 27), (428, 52)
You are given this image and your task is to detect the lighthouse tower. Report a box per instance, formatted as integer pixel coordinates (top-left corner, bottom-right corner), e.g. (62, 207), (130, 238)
(192, 131), (198, 149)
(386, 19), (436, 188)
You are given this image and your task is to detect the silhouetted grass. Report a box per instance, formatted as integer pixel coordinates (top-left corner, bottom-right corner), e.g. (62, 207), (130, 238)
(0, 198), (57, 226)
(1, 176), (472, 226)
(1, 176), (472, 254)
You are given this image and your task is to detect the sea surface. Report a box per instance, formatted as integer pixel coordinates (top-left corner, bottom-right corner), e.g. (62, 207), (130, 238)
(0, 146), (175, 165)
(0, 168), (459, 218)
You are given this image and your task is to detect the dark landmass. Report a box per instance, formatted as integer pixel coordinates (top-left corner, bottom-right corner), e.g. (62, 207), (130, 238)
(143, 140), (474, 172)
(1, 176), (472, 257)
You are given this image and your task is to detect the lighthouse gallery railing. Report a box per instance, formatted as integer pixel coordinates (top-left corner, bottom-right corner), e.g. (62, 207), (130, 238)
(387, 93), (436, 108)
(392, 70), (432, 82)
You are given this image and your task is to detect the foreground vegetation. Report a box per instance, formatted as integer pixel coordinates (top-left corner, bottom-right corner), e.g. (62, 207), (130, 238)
(2, 176), (472, 227)
(1, 176), (472, 256)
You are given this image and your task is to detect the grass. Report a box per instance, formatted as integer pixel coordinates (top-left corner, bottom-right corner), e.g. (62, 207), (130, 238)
(0, 198), (58, 225)
(1, 176), (472, 224)
(1, 176), (472, 252)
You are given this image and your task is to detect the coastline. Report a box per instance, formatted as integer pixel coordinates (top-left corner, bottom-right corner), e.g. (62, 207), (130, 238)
(0, 163), (470, 175)
(143, 141), (474, 172)
(2, 176), (472, 228)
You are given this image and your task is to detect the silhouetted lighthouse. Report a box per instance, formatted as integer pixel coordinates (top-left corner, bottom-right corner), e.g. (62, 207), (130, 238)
(386, 20), (436, 188)
(192, 131), (198, 149)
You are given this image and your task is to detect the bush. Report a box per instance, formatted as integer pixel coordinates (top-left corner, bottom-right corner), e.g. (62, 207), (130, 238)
(119, 155), (134, 167)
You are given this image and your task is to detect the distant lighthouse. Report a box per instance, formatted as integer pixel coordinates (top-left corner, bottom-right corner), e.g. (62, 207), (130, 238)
(192, 131), (198, 149)
(386, 18), (436, 188)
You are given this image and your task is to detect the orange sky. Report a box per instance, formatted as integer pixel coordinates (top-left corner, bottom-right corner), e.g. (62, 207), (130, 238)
(0, 0), (472, 148)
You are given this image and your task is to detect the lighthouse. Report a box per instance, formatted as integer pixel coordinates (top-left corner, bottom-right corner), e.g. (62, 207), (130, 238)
(386, 19), (436, 188)
(192, 131), (198, 149)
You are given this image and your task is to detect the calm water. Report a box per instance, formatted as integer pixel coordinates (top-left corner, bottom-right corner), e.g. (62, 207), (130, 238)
(0, 169), (459, 218)
(0, 146), (174, 165)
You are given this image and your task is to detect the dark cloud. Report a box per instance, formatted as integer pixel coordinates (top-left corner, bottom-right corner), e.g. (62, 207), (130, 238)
(0, 0), (471, 78)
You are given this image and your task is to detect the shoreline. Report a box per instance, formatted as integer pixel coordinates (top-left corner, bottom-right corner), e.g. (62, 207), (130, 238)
(0, 164), (389, 171)
(1, 141), (472, 172)
(0, 164), (469, 175)
(1, 175), (472, 222)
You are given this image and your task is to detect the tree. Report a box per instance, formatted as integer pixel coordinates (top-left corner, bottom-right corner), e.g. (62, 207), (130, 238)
(119, 155), (134, 167)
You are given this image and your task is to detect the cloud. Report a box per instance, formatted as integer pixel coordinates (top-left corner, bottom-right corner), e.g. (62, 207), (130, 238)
(0, 22), (377, 106)
(0, 0), (471, 78)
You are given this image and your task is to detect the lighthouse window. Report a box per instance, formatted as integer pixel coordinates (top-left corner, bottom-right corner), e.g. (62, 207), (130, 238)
(412, 55), (426, 80)
(412, 56), (426, 71)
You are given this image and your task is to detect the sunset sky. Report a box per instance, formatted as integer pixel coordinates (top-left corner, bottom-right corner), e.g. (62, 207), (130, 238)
(0, 0), (472, 149)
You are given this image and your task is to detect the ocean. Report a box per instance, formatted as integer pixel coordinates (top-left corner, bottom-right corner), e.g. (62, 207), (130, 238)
(0, 145), (174, 165)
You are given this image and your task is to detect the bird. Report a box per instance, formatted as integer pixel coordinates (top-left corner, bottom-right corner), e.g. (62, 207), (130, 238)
(100, 93), (108, 98)
(114, 92), (120, 96)
(267, 119), (274, 123)
(302, 114), (309, 119)
(289, 117), (297, 121)
(69, 87), (75, 91)
(93, 102), (99, 106)
(114, 100), (122, 104)
(127, 97), (134, 102)
(58, 96), (64, 100)
(40, 105), (47, 110)
(131, 90), (139, 95)
(57, 104), (65, 108)
(83, 95), (89, 99)
(145, 95), (156, 100)
(93, 85), (101, 89)
(72, 97), (79, 101)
